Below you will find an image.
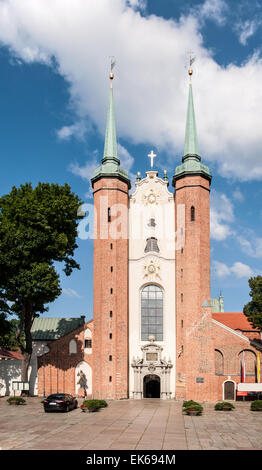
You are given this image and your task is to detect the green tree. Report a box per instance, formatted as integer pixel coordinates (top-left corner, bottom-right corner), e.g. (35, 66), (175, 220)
(0, 318), (24, 350)
(243, 275), (262, 331)
(0, 182), (83, 391)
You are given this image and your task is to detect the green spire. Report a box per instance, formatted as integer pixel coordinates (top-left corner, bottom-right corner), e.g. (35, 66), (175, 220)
(91, 75), (130, 189)
(184, 83), (199, 157)
(172, 77), (211, 186)
(102, 84), (120, 164)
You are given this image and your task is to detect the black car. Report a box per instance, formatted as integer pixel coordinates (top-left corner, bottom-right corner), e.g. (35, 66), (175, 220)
(43, 393), (78, 412)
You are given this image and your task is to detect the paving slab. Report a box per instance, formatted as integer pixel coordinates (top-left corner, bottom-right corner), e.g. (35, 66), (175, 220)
(0, 397), (261, 450)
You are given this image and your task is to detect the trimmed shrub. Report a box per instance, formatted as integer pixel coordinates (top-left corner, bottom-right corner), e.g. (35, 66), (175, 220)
(250, 400), (262, 411)
(7, 397), (26, 405)
(183, 403), (203, 415)
(182, 400), (198, 408)
(82, 399), (102, 412)
(215, 402), (235, 411)
(182, 401), (203, 415)
(99, 400), (108, 408)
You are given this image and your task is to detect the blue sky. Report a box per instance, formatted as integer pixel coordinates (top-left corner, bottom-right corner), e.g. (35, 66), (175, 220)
(0, 0), (261, 320)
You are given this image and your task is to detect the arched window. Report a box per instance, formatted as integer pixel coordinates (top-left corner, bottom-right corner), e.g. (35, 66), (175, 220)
(141, 285), (163, 341)
(239, 350), (256, 377)
(191, 206), (195, 221)
(215, 349), (224, 375)
(84, 328), (92, 354)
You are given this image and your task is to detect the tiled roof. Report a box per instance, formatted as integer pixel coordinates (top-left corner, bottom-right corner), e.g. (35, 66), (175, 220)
(0, 348), (22, 360)
(31, 316), (85, 341)
(212, 312), (259, 331)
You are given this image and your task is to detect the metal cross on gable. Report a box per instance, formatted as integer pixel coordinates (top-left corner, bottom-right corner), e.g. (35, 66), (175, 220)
(148, 150), (157, 169)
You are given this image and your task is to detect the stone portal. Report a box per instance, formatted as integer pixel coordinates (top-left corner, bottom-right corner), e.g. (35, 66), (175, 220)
(131, 337), (173, 399)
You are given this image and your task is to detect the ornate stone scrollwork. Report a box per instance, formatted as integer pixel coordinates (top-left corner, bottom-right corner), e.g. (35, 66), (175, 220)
(143, 258), (161, 280)
(143, 188), (161, 206)
(131, 338), (173, 400)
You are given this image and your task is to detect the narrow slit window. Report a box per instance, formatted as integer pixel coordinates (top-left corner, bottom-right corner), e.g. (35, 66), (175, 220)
(108, 207), (111, 222)
(191, 206), (195, 221)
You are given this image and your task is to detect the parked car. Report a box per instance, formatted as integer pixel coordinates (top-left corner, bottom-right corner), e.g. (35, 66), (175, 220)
(43, 394), (78, 412)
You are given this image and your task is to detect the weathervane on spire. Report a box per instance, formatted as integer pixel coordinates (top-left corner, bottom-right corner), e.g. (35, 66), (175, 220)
(188, 51), (196, 81)
(109, 56), (116, 84)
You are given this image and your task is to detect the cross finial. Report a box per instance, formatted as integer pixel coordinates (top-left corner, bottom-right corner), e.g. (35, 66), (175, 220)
(148, 150), (157, 169)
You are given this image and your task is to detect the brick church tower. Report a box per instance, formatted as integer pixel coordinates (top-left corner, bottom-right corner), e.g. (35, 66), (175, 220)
(173, 69), (216, 401)
(91, 71), (130, 399)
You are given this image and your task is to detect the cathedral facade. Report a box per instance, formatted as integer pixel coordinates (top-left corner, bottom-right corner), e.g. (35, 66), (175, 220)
(36, 70), (262, 402)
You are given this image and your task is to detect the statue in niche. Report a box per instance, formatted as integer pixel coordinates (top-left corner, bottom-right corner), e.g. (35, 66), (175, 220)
(77, 370), (88, 397)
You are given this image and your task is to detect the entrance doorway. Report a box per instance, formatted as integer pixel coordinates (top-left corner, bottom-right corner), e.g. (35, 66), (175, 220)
(143, 374), (160, 398)
(224, 381), (235, 400)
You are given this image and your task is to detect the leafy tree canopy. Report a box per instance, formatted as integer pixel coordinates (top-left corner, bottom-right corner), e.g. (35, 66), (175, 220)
(243, 275), (262, 331)
(0, 317), (24, 350)
(0, 182), (83, 382)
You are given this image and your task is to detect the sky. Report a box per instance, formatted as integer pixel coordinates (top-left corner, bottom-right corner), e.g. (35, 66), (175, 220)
(0, 0), (261, 320)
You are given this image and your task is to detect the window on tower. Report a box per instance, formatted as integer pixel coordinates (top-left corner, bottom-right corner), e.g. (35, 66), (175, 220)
(141, 285), (163, 341)
(191, 206), (195, 221)
(144, 237), (160, 253)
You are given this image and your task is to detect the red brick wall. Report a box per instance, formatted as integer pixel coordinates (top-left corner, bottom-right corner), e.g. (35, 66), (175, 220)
(212, 321), (261, 400)
(92, 177), (129, 399)
(174, 175), (217, 401)
(38, 321), (93, 397)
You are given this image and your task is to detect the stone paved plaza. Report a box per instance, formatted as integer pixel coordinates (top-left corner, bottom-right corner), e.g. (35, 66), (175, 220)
(0, 397), (261, 450)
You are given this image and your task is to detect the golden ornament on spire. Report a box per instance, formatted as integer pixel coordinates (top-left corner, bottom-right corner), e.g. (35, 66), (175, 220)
(109, 56), (116, 82)
(188, 52), (195, 80)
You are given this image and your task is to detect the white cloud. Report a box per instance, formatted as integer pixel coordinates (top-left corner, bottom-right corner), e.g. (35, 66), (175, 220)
(213, 260), (254, 279)
(69, 152), (100, 182)
(0, 1), (262, 180)
(62, 287), (82, 298)
(230, 261), (254, 278)
(69, 144), (136, 198)
(56, 121), (87, 141)
(196, 0), (228, 25)
(213, 260), (231, 278)
(118, 143), (134, 172)
(210, 191), (234, 240)
(127, 0), (147, 11)
(237, 19), (261, 46)
(232, 188), (244, 202)
(237, 235), (262, 258)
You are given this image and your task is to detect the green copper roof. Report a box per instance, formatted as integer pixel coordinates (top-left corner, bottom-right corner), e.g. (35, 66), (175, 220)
(184, 83), (199, 157)
(173, 81), (211, 185)
(103, 86), (119, 163)
(31, 317), (85, 341)
(91, 81), (130, 189)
